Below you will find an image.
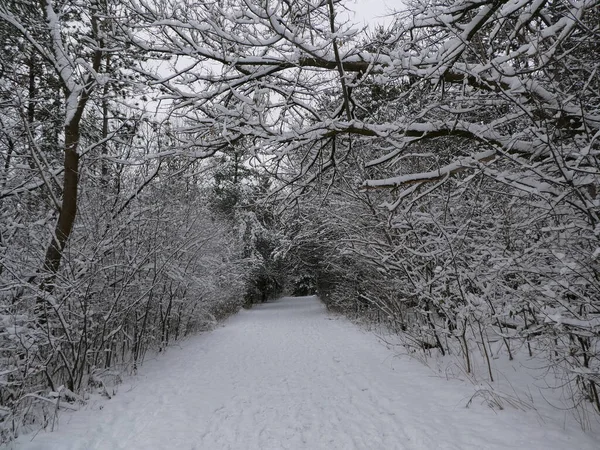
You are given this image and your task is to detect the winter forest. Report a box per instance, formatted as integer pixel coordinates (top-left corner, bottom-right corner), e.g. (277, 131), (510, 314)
(0, 0), (599, 444)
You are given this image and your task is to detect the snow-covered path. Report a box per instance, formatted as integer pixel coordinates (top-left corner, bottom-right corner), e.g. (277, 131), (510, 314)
(12, 296), (599, 449)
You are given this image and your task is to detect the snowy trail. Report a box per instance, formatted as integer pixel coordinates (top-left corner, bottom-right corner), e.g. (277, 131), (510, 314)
(12, 296), (599, 450)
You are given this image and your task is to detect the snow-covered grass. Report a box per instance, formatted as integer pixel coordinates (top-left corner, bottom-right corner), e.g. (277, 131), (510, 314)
(7, 296), (600, 449)
(355, 310), (600, 433)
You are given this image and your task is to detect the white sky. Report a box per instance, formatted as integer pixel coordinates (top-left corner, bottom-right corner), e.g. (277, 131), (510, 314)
(348, 0), (398, 28)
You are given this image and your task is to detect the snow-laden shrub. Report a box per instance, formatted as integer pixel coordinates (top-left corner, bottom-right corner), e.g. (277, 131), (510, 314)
(0, 180), (249, 443)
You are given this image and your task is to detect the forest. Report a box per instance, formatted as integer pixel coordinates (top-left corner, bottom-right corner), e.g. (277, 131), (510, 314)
(0, 0), (599, 443)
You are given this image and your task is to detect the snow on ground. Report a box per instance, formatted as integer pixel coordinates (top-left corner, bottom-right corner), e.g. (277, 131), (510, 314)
(8, 296), (600, 450)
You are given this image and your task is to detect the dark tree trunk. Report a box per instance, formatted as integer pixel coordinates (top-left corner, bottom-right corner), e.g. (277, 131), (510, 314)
(36, 120), (81, 322)
(42, 124), (80, 281)
(35, 1), (103, 321)
(101, 55), (110, 186)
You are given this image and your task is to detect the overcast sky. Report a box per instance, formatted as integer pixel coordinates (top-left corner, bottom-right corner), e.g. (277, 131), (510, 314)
(347, 0), (397, 28)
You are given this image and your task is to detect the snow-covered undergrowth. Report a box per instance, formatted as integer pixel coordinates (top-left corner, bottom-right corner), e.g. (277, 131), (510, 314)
(5, 296), (600, 449)
(350, 311), (600, 433)
(0, 188), (250, 445)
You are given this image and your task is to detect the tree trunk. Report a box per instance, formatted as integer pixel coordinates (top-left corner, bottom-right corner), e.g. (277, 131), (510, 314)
(37, 122), (80, 318)
(101, 55), (110, 186)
